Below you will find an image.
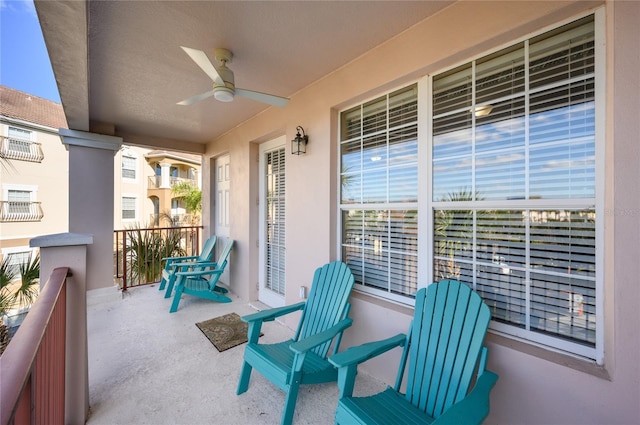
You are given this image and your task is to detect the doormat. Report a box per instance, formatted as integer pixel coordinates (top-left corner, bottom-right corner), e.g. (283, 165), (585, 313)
(195, 312), (261, 352)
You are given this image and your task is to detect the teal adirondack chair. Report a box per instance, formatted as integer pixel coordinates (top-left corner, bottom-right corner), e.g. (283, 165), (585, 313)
(168, 239), (234, 313)
(237, 261), (355, 425)
(329, 280), (498, 425)
(158, 235), (217, 297)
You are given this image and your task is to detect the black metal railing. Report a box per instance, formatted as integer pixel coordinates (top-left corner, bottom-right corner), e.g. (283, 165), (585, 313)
(114, 226), (202, 290)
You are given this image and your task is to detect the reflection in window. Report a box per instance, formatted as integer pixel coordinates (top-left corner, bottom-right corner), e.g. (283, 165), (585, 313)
(432, 16), (598, 355)
(340, 85), (419, 297)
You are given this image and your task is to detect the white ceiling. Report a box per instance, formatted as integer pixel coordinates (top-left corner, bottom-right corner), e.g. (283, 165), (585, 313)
(37, 1), (453, 150)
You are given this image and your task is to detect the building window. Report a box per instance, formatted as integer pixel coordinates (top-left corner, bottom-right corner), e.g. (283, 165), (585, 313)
(122, 155), (137, 179)
(7, 190), (32, 214)
(1, 126), (44, 162)
(122, 196), (136, 220)
(431, 15), (598, 359)
(3, 250), (32, 277)
(1, 186), (43, 222)
(340, 85), (419, 301)
(338, 13), (601, 360)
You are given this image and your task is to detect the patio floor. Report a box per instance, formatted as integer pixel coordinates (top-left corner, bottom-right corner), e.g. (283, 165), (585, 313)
(86, 284), (386, 425)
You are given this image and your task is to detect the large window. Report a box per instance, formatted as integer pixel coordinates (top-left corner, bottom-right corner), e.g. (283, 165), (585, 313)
(432, 15), (597, 358)
(339, 13), (601, 360)
(340, 85), (419, 301)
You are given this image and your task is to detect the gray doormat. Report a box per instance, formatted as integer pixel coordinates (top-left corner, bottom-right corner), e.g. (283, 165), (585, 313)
(195, 312), (260, 352)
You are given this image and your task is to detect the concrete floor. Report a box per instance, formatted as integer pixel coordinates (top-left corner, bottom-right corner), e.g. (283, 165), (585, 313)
(86, 284), (386, 425)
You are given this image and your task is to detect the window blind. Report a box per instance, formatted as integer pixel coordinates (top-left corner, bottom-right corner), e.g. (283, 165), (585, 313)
(431, 15), (597, 352)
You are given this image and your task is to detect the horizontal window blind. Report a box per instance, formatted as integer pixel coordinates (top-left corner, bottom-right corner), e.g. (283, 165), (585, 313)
(431, 15), (597, 354)
(265, 148), (286, 296)
(340, 84), (419, 297)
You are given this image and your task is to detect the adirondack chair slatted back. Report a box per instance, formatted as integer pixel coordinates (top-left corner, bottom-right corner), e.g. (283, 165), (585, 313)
(197, 236), (217, 262)
(216, 239), (234, 270)
(403, 280), (491, 419)
(295, 261), (354, 357)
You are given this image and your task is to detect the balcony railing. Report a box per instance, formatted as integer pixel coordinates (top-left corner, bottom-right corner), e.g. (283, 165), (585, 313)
(114, 225), (202, 291)
(0, 201), (44, 222)
(0, 267), (69, 425)
(147, 176), (197, 190)
(0, 136), (44, 163)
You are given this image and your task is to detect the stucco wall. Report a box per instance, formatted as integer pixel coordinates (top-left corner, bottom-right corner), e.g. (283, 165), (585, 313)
(0, 124), (69, 242)
(203, 1), (639, 423)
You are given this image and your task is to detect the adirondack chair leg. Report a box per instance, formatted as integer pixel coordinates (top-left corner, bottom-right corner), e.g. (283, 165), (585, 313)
(169, 284), (184, 313)
(236, 361), (252, 394)
(164, 273), (178, 299)
(281, 380), (301, 425)
(159, 274), (167, 291)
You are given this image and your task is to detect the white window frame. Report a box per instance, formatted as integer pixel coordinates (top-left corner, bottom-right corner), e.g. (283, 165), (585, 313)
(338, 84), (420, 305)
(337, 9), (604, 362)
(2, 126), (43, 162)
(121, 149), (138, 182)
(1, 247), (37, 278)
(121, 195), (137, 221)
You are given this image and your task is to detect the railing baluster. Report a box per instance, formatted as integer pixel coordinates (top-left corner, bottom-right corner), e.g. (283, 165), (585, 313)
(113, 225), (203, 290)
(0, 267), (68, 425)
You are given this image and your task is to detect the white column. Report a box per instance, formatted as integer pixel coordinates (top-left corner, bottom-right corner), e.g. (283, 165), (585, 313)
(160, 163), (171, 189)
(58, 129), (122, 291)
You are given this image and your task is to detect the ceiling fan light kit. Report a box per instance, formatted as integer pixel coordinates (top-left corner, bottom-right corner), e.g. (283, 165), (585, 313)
(178, 46), (289, 108)
(214, 87), (234, 102)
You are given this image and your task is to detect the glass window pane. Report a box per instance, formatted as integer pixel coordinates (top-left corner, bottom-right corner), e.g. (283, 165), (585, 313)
(432, 157), (472, 202)
(430, 15), (598, 354)
(476, 43), (525, 104)
(475, 149), (525, 200)
(362, 97), (387, 136)
(433, 64), (472, 116)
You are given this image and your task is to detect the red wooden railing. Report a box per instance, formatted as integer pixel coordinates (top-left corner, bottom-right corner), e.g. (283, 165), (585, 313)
(0, 267), (69, 425)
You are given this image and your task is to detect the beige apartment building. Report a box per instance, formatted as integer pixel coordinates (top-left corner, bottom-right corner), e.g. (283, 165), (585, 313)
(1, 86), (201, 273)
(115, 147), (201, 230)
(0, 86), (68, 271)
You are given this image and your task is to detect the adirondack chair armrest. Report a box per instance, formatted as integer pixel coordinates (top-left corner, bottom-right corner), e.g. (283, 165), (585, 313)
(178, 260), (219, 268)
(328, 333), (406, 369)
(170, 260), (217, 270)
(162, 254), (198, 263)
(430, 370), (499, 425)
(241, 301), (306, 324)
(175, 268), (224, 278)
(289, 318), (354, 355)
(329, 333), (406, 398)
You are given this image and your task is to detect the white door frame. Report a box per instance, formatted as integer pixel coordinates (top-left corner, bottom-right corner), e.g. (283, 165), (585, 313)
(258, 136), (286, 307)
(214, 154), (231, 285)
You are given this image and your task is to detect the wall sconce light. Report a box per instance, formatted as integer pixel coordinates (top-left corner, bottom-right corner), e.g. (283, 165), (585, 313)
(291, 126), (309, 155)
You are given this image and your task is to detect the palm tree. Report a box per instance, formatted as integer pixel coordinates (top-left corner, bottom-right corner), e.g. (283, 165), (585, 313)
(171, 181), (201, 225)
(0, 253), (40, 355)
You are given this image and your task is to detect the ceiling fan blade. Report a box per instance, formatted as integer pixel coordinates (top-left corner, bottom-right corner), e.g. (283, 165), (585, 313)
(177, 90), (215, 106)
(180, 46), (223, 85)
(235, 88), (289, 108)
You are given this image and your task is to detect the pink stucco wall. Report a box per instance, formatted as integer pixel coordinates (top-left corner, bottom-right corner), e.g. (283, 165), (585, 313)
(202, 1), (639, 423)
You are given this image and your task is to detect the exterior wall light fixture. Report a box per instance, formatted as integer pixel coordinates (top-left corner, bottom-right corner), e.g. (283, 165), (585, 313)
(291, 126), (308, 155)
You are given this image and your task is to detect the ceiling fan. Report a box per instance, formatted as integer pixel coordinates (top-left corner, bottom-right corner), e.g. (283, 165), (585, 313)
(177, 47), (289, 108)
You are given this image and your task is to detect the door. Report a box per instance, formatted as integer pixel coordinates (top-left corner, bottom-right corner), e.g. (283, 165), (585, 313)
(214, 154), (231, 284)
(259, 136), (286, 307)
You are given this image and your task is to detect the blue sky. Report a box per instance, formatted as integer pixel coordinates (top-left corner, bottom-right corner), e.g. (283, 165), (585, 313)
(1, 0), (60, 102)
